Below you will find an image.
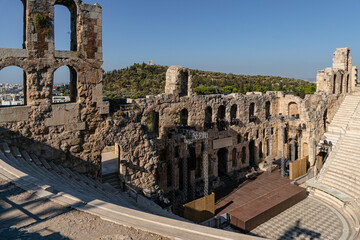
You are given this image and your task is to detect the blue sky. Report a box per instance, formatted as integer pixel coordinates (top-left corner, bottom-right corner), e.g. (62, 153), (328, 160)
(1, 0), (360, 84)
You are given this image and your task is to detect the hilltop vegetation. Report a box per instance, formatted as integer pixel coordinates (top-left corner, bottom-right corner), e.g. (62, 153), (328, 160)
(103, 63), (316, 99)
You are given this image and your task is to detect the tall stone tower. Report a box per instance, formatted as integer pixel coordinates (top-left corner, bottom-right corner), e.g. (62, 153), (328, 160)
(0, 0), (109, 176)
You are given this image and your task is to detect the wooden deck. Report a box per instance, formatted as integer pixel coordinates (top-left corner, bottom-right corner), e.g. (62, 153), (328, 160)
(215, 170), (307, 231)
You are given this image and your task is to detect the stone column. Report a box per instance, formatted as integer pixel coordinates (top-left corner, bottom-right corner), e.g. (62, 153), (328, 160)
(171, 139), (176, 203)
(182, 143), (188, 201)
(203, 139), (209, 196)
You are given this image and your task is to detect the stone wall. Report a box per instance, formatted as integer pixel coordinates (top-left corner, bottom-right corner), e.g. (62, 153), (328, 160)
(0, 0), (109, 177)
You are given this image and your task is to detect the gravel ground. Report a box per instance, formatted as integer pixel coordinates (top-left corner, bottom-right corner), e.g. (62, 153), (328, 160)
(0, 177), (169, 240)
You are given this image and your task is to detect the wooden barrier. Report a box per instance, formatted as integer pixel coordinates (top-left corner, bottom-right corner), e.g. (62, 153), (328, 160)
(183, 193), (215, 223)
(289, 157), (308, 180)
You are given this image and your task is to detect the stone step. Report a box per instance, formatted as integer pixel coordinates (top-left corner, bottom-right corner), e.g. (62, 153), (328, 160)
(320, 172), (360, 198)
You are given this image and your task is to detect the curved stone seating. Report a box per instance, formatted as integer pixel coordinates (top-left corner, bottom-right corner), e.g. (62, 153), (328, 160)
(0, 143), (258, 240)
(307, 95), (360, 239)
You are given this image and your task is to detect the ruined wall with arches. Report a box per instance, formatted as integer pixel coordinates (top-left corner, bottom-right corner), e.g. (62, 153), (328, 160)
(317, 48), (358, 95)
(0, 0), (109, 176)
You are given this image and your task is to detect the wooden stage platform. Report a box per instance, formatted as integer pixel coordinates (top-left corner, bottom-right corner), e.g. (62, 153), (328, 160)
(215, 171), (307, 231)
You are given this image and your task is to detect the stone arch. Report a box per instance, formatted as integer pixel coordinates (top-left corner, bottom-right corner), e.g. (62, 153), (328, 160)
(52, 65), (78, 103)
(54, 0), (78, 51)
(288, 102), (298, 117)
(0, 65), (27, 106)
(230, 104), (237, 120)
(165, 66), (192, 97)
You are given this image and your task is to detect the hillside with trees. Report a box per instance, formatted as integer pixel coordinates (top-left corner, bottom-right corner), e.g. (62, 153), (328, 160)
(103, 63), (316, 99)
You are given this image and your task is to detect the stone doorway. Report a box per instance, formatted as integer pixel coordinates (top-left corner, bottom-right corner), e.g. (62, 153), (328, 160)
(217, 148), (228, 176)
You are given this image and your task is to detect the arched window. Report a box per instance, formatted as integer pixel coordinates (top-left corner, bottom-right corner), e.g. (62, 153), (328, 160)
(249, 102), (255, 122)
(265, 101), (271, 119)
(0, 66), (27, 106)
(147, 111), (159, 136)
(179, 108), (188, 126)
(333, 74), (337, 94)
(288, 102), (298, 117)
(230, 104), (237, 120)
(53, 65), (77, 103)
(204, 106), (213, 130)
(0, 0), (25, 49)
(346, 75), (350, 93)
(217, 105), (226, 120)
(217, 105), (226, 131)
(55, 0), (78, 51)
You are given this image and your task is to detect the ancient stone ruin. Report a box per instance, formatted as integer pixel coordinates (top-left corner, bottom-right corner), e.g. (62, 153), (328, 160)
(0, 0), (358, 207)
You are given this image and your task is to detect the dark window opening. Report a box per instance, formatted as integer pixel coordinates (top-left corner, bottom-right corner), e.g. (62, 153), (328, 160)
(204, 106), (214, 129)
(241, 147), (246, 164)
(179, 71), (189, 97)
(333, 74), (337, 94)
(249, 102), (255, 122)
(217, 105), (227, 131)
(265, 101), (271, 119)
(178, 108), (188, 126)
(237, 134), (242, 144)
(232, 148), (237, 167)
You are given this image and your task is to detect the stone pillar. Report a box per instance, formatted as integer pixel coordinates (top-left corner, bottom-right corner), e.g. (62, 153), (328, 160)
(171, 139), (176, 203)
(291, 124), (296, 162)
(308, 130), (316, 166)
(203, 139), (209, 196)
(190, 170), (196, 200)
(182, 143), (188, 201)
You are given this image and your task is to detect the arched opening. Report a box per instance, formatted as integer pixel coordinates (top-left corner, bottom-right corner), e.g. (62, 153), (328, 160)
(217, 148), (228, 176)
(249, 140), (255, 165)
(0, 66), (27, 106)
(147, 111), (159, 136)
(101, 145), (119, 178)
(179, 71), (189, 97)
(333, 74), (337, 94)
(179, 108), (188, 126)
(346, 75), (350, 93)
(266, 139), (270, 156)
(232, 148), (237, 168)
(265, 101), (271, 119)
(217, 105), (226, 131)
(340, 74), (343, 94)
(237, 134), (242, 144)
(288, 102), (299, 117)
(230, 104), (237, 120)
(0, 0), (25, 49)
(241, 147), (246, 164)
(249, 102), (255, 122)
(259, 142), (263, 159)
(53, 65), (77, 103)
(54, 0), (78, 51)
(204, 106), (213, 129)
(323, 109), (328, 130)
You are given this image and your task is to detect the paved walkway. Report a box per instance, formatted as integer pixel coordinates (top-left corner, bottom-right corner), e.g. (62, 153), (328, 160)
(249, 197), (348, 240)
(0, 177), (168, 240)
